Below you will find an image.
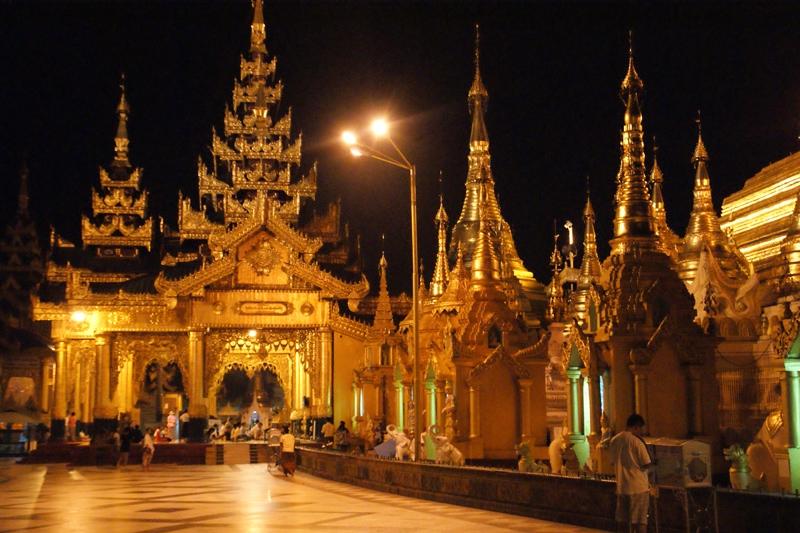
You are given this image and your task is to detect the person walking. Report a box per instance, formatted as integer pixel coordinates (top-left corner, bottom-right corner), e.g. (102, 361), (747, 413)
(279, 426), (296, 477)
(117, 426), (132, 468)
(609, 414), (653, 533)
(142, 428), (155, 471)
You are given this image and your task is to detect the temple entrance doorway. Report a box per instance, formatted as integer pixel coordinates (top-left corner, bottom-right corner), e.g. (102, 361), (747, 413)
(216, 364), (286, 426)
(137, 361), (185, 429)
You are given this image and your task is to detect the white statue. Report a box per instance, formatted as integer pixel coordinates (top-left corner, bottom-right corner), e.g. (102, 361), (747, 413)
(434, 435), (465, 466)
(386, 424), (414, 461)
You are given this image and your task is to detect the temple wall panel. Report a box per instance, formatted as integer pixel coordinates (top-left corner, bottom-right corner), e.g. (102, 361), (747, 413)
(332, 332), (362, 428)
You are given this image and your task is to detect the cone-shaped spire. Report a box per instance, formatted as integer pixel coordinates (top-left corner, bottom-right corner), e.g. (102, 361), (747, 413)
(450, 26), (535, 294)
(610, 33), (655, 253)
(17, 161), (29, 216)
(649, 142), (681, 261)
(579, 189), (602, 283)
(113, 75), (130, 168)
(468, 24), (489, 146)
(250, 0), (267, 55)
(372, 248), (395, 333)
(679, 118), (746, 285)
(431, 192), (450, 297)
(470, 185), (501, 286)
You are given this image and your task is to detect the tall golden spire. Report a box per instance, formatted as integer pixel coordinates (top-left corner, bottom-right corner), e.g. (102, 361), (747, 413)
(678, 116), (745, 285)
(430, 182), (450, 297)
(113, 74), (130, 168)
(470, 185), (501, 287)
(567, 184), (602, 326)
(610, 32), (655, 254)
(250, 0), (267, 55)
(372, 239), (395, 333)
(468, 24), (489, 147)
(650, 141), (682, 261)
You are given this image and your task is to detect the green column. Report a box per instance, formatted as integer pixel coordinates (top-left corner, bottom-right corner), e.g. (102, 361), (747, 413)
(785, 360), (800, 491)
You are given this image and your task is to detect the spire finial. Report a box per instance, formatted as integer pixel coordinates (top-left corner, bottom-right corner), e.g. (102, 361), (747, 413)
(692, 110), (709, 164)
(18, 160), (30, 215)
(474, 24), (481, 75)
(113, 74), (130, 166)
(468, 23), (488, 102)
(621, 30), (643, 94)
(250, 0), (267, 55)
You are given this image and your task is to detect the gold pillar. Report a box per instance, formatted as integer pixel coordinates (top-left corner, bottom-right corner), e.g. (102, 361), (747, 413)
(687, 365), (703, 435)
(518, 378), (533, 442)
(53, 340), (67, 420)
(73, 355), (82, 420)
(81, 363), (91, 424)
(469, 385), (480, 438)
(395, 380), (405, 430)
(631, 365), (649, 427)
(319, 327), (332, 416)
(188, 329), (207, 418)
(403, 382), (411, 430)
(39, 358), (51, 413)
(587, 370), (602, 437)
(93, 334), (117, 422)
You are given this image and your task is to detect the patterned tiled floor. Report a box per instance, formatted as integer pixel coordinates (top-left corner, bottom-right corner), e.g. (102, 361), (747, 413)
(0, 461), (601, 532)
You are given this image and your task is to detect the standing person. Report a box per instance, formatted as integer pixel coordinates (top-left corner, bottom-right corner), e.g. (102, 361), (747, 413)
(179, 410), (190, 441)
(117, 426), (132, 468)
(166, 411), (177, 441)
(609, 414), (653, 533)
(279, 426), (296, 477)
(141, 428), (155, 471)
(334, 420), (349, 449)
(321, 418), (335, 446)
(66, 412), (77, 441)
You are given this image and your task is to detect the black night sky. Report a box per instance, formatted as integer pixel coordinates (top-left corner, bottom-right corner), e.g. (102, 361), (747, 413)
(1, 1), (799, 294)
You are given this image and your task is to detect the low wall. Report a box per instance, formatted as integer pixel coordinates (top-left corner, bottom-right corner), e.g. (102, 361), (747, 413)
(297, 447), (800, 533)
(297, 447), (617, 531)
(22, 442), (208, 466)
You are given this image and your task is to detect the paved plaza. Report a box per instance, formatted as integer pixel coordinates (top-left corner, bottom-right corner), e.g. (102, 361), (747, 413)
(0, 461), (601, 532)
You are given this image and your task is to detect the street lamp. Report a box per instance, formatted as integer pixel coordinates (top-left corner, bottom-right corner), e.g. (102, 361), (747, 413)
(341, 120), (422, 462)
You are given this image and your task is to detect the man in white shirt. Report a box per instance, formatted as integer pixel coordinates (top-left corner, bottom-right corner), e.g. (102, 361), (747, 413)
(279, 426), (296, 476)
(609, 414), (652, 533)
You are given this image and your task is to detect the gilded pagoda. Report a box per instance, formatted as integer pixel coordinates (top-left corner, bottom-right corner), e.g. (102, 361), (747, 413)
(32, 0), (369, 439)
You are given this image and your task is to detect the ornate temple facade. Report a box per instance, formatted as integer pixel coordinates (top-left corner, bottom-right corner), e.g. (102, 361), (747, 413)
(0, 3), (798, 490)
(30, 1), (370, 439)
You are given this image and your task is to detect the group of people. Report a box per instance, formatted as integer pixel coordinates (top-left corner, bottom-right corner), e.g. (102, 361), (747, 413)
(107, 424), (155, 470)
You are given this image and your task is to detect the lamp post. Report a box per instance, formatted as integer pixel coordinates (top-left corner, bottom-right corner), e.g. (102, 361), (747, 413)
(342, 120), (422, 462)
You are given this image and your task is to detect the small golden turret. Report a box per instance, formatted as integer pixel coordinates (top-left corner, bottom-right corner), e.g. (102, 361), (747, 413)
(430, 191), (450, 297)
(678, 117), (746, 286)
(579, 190), (602, 283)
(650, 143), (682, 261)
(546, 229), (565, 322)
(113, 74), (130, 168)
(372, 247), (395, 334)
(610, 33), (656, 254)
(779, 191), (800, 293)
